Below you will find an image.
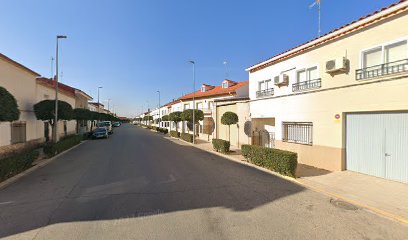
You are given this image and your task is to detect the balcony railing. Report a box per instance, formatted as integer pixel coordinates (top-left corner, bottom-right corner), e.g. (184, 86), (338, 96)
(356, 58), (408, 80)
(256, 88), (274, 98)
(292, 78), (321, 92)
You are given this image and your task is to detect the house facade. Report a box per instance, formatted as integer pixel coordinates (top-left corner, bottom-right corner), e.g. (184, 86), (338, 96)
(178, 80), (249, 141)
(246, 1), (408, 183)
(0, 54), (42, 155)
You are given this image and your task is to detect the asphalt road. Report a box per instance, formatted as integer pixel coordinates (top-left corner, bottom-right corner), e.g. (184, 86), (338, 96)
(0, 124), (407, 240)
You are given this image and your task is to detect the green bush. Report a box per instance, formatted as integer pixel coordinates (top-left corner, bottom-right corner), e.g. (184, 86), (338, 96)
(158, 128), (168, 134)
(43, 135), (83, 157)
(240, 144), (298, 178)
(181, 133), (194, 143)
(212, 139), (230, 153)
(0, 150), (39, 181)
(170, 131), (180, 138)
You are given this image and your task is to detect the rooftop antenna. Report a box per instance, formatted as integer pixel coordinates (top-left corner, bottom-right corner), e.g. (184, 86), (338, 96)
(309, 0), (322, 37)
(223, 61), (229, 79)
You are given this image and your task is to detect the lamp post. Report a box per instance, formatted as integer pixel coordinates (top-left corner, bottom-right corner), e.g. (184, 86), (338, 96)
(188, 60), (196, 144)
(107, 99), (111, 113)
(53, 35), (67, 143)
(157, 91), (160, 127)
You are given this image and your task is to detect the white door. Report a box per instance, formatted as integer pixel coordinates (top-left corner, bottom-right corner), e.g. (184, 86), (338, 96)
(346, 113), (408, 183)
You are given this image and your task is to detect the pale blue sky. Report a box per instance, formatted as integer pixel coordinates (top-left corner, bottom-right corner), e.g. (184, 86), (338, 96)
(0, 0), (397, 117)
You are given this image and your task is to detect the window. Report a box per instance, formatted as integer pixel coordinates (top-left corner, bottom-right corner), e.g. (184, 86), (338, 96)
(297, 66), (318, 82)
(258, 79), (272, 90)
(358, 40), (408, 80)
(363, 47), (382, 68)
(385, 40), (407, 64)
(196, 102), (203, 109)
(222, 82), (228, 88)
(282, 122), (313, 145)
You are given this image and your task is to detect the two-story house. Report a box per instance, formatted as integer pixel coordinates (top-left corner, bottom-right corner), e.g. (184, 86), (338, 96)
(246, 1), (408, 183)
(178, 79), (249, 142)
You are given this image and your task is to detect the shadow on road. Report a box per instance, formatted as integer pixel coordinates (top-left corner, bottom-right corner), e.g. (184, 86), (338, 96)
(0, 125), (306, 238)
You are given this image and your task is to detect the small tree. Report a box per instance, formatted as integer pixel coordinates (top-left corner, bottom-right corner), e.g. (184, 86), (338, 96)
(181, 109), (204, 134)
(162, 115), (169, 121)
(33, 100), (73, 141)
(0, 87), (20, 122)
(73, 108), (92, 133)
(143, 115), (153, 125)
(169, 111), (182, 132)
(221, 111), (238, 142)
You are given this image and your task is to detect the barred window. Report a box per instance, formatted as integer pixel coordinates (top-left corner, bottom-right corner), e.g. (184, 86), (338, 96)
(282, 122), (313, 145)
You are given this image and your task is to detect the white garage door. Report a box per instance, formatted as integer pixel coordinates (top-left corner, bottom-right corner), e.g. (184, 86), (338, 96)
(346, 113), (408, 183)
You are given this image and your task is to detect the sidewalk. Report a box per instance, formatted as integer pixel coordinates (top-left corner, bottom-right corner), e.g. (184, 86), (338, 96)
(172, 137), (408, 225)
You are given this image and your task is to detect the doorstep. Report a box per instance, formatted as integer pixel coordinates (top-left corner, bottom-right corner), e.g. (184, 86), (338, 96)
(296, 168), (408, 224)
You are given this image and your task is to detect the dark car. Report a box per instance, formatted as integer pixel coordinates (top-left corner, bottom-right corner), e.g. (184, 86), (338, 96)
(92, 127), (109, 139)
(112, 122), (121, 127)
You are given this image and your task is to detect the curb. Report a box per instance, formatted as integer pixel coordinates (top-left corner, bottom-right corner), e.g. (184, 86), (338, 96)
(0, 141), (86, 190)
(164, 136), (408, 225)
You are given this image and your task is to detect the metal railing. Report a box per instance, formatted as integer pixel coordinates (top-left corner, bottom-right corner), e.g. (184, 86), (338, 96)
(282, 122), (313, 145)
(356, 58), (408, 80)
(256, 88), (274, 98)
(292, 78), (321, 92)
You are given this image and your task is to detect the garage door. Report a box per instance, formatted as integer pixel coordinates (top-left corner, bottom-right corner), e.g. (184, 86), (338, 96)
(346, 113), (408, 183)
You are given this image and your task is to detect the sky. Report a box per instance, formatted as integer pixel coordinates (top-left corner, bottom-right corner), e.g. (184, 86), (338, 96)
(0, 0), (398, 117)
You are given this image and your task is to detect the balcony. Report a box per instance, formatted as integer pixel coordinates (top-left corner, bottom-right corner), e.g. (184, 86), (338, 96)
(292, 78), (322, 92)
(356, 59), (408, 80)
(256, 88), (274, 98)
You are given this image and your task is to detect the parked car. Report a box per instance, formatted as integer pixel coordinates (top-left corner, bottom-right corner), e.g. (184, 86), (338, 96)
(97, 121), (113, 134)
(92, 127), (109, 139)
(113, 122), (121, 127)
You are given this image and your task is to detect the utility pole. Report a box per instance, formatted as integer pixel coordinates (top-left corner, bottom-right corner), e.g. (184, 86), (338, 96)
(157, 91), (161, 127)
(188, 61), (196, 144)
(223, 61), (229, 79)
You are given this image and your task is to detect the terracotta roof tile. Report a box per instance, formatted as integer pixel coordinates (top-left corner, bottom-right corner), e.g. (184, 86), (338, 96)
(179, 80), (249, 101)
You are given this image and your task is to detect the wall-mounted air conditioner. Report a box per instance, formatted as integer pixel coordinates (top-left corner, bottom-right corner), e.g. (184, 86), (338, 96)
(274, 74), (289, 86)
(326, 57), (348, 73)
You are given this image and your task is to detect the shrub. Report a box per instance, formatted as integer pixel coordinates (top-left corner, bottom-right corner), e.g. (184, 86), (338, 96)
(212, 139), (230, 153)
(0, 86), (20, 122)
(0, 150), (39, 181)
(158, 128), (168, 134)
(170, 131), (180, 138)
(181, 133), (194, 143)
(43, 134), (83, 157)
(240, 144), (298, 178)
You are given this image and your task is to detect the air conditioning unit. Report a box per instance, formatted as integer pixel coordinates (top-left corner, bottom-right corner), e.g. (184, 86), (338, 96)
(274, 74), (289, 86)
(326, 57), (348, 73)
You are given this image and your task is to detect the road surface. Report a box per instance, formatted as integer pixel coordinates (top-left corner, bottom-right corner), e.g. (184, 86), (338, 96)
(0, 124), (407, 239)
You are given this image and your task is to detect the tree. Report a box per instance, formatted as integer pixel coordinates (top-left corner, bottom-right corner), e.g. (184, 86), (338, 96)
(0, 87), (20, 122)
(143, 115), (153, 125)
(162, 115), (169, 121)
(73, 108), (92, 133)
(33, 100), (73, 141)
(168, 111), (182, 132)
(181, 109), (204, 134)
(221, 111), (239, 142)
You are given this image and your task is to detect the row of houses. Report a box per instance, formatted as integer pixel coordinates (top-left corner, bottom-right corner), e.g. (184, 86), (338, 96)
(0, 53), (112, 156)
(140, 0), (408, 184)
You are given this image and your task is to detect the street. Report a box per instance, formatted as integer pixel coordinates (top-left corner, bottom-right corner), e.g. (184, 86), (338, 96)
(0, 124), (407, 240)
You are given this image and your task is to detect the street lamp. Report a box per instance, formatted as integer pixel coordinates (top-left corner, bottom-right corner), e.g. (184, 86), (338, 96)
(97, 86), (103, 114)
(157, 91), (160, 127)
(53, 35), (67, 143)
(188, 60), (196, 144)
(107, 99), (111, 112)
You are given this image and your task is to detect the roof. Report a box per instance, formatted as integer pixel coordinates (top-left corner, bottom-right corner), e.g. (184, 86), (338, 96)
(89, 102), (105, 107)
(0, 53), (41, 76)
(214, 96), (250, 103)
(165, 99), (181, 107)
(36, 77), (76, 97)
(246, 0), (408, 73)
(179, 80), (249, 101)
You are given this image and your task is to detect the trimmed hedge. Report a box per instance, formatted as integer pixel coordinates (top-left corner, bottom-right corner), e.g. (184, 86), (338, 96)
(241, 144), (298, 177)
(158, 128), (168, 134)
(170, 131), (180, 138)
(212, 139), (230, 153)
(0, 150), (39, 181)
(43, 135), (83, 157)
(181, 133), (194, 143)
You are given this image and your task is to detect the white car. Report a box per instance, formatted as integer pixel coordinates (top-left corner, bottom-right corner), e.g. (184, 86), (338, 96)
(97, 121), (113, 134)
